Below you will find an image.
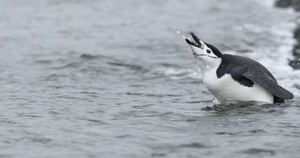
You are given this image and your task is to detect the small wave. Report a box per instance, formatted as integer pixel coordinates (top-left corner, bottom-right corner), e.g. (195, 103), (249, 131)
(179, 142), (207, 148)
(215, 129), (266, 136)
(202, 101), (292, 118)
(108, 62), (148, 72)
(201, 101), (260, 111)
(252, 0), (275, 7)
(42, 73), (69, 81)
(80, 54), (100, 60)
(154, 68), (201, 79)
(126, 92), (182, 98)
(53, 62), (81, 69)
(243, 148), (275, 156)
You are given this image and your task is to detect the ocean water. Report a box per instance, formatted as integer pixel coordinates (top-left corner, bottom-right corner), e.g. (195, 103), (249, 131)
(0, 0), (300, 157)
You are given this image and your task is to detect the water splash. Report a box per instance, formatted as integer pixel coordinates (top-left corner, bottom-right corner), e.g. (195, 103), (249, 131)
(176, 30), (191, 40)
(213, 98), (220, 105)
(193, 68), (201, 77)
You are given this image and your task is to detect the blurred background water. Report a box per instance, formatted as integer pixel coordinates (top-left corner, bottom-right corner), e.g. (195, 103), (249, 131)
(0, 0), (300, 157)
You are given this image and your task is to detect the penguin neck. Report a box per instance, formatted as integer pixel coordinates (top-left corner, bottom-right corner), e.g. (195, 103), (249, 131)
(196, 57), (222, 77)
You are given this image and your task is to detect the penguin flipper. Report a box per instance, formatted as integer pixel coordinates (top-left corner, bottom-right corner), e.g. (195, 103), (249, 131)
(242, 69), (294, 99)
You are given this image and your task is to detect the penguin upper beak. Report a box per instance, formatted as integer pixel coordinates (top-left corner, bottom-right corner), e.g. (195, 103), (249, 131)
(185, 33), (204, 49)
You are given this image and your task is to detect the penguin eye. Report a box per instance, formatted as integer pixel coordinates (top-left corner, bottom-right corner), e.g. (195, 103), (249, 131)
(206, 49), (211, 54)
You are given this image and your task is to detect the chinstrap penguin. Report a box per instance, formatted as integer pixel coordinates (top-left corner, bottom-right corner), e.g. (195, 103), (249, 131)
(185, 32), (294, 104)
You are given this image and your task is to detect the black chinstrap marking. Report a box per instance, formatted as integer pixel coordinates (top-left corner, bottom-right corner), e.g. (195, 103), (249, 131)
(194, 54), (219, 59)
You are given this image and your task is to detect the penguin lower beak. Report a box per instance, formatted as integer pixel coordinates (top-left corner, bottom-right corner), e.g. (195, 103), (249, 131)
(185, 32), (204, 49)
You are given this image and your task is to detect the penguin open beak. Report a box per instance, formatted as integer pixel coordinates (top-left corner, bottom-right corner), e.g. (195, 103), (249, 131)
(185, 33), (204, 49)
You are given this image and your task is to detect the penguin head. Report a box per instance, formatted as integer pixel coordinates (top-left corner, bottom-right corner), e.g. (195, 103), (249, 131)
(185, 33), (223, 70)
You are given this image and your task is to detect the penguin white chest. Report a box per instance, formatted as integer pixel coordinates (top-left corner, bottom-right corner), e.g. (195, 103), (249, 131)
(201, 69), (274, 103)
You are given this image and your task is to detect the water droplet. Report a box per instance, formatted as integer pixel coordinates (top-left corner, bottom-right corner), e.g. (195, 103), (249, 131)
(213, 98), (219, 104)
(176, 30), (188, 39)
(193, 68), (200, 77)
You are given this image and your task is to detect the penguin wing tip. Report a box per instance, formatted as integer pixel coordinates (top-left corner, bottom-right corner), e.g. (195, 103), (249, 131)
(278, 90), (294, 100)
(287, 92), (294, 99)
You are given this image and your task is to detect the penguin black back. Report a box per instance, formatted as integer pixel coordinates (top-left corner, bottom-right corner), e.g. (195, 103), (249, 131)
(216, 54), (290, 103)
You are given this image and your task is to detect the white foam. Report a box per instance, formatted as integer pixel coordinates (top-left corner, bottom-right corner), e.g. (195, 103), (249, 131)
(176, 30), (191, 40)
(232, 23), (264, 33)
(251, 0), (275, 7)
(155, 68), (201, 80)
(241, 21), (299, 96)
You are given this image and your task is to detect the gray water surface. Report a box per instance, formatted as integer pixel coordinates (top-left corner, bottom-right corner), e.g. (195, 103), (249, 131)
(0, 0), (300, 158)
